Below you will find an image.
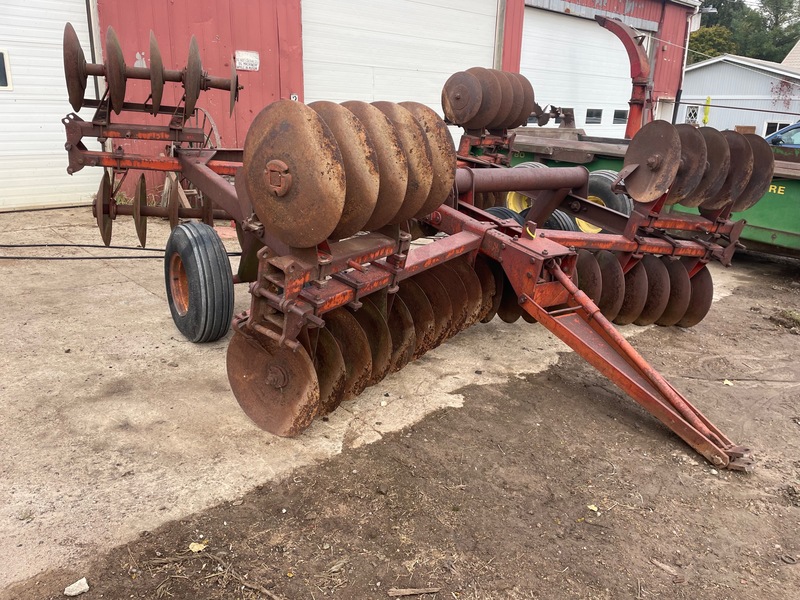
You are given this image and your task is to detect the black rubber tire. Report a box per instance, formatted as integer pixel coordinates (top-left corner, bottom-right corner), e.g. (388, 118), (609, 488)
(485, 205), (525, 226)
(543, 209), (579, 231)
(164, 221), (234, 343)
(588, 170), (634, 216)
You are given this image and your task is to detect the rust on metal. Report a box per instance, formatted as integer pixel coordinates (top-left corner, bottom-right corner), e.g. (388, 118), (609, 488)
(622, 120), (681, 202)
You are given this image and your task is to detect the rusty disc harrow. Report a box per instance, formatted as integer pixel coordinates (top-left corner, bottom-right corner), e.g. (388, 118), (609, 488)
(622, 120), (681, 203)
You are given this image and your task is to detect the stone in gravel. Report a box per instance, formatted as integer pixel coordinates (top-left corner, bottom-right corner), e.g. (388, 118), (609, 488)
(64, 577), (89, 596)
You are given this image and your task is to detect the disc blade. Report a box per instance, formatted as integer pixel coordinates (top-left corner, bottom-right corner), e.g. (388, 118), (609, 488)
(184, 36), (202, 118)
(372, 101), (433, 223)
(341, 100), (407, 230)
(387, 295), (416, 373)
(96, 172), (113, 247)
(676, 265), (714, 328)
(681, 127), (730, 208)
(665, 124), (707, 205)
(634, 255), (670, 326)
(486, 69), (514, 130)
(472, 255), (497, 322)
(313, 327), (347, 415)
(731, 134), (775, 213)
(497, 273), (522, 324)
(324, 307), (372, 399)
(498, 71), (524, 130)
(623, 120), (681, 203)
(479, 256), (504, 323)
(167, 177), (180, 230)
(656, 258), (692, 327)
(702, 130), (753, 210)
(310, 101), (379, 239)
(350, 297), (393, 386)
(411, 270), (454, 347)
(229, 62), (239, 117)
(243, 100), (345, 248)
(613, 260), (649, 326)
(445, 259), (484, 327)
(509, 73), (535, 129)
(149, 31), (164, 115)
(105, 27), (127, 115)
(596, 250), (625, 321)
(133, 173), (147, 247)
(63, 23), (87, 112)
(463, 67), (502, 130)
(430, 264), (471, 336)
(441, 70), (482, 126)
(227, 325), (320, 437)
(575, 249), (602, 305)
(398, 279), (437, 359)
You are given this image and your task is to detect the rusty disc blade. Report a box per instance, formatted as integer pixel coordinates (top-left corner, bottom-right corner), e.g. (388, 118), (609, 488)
(665, 124), (707, 205)
(497, 273), (522, 324)
(411, 270), (453, 347)
(575, 249), (602, 305)
(167, 178), (180, 229)
(680, 127), (730, 208)
(463, 67), (502, 130)
(596, 250), (625, 321)
(229, 61), (239, 117)
(387, 295), (416, 373)
(341, 100), (407, 230)
(677, 265), (714, 328)
(313, 327), (347, 415)
(431, 264), (471, 336)
(323, 307), (372, 399)
(243, 100), (345, 247)
(702, 130), (753, 210)
(399, 101), (457, 217)
(732, 134), (775, 213)
(498, 71), (524, 129)
(613, 260), (649, 326)
(351, 297), (393, 386)
(63, 23), (87, 112)
(372, 101), (433, 224)
(479, 256), (504, 323)
(184, 36), (202, 118)
(397, 278), (437, 359)
(656, 258), (692, 327)
(95, 172), (113, 247)
(441, 70), (482, 126)
(105, 27), (127, 115)
(509, 73), (535, 129)
(623, 120), (681, 203)
(446, 259), (484, 327)
(473, 192), (485, 210)
(486, 69), (514, 130)
(133, 173), (147, 248)
(310, 101), (380, 239)
(472, 255), (497, 322)
(149, 31), (164, 115)
(634, 255), (670, 326)
(227, 325), (320, 436)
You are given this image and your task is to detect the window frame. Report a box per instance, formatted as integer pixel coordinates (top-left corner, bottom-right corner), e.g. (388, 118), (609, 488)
(685, 105), (699, 125)
(613, 109), (629, 125)
(0, 49), (12, 91)
(585, 108), (603, 125)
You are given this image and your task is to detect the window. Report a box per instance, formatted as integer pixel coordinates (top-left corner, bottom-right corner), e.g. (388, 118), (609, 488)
(613, 110), (629, 124)
(585, 109), (602, 124)
(765, 121), (792, 136)
(0, 50), (12, 91)
(685, 105), (699, 125)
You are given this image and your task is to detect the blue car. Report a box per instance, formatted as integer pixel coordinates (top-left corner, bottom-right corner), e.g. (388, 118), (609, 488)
(766, 122), (800, 147)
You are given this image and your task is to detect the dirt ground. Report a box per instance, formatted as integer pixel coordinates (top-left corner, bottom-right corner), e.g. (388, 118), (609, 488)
(2, 210), (800, 599)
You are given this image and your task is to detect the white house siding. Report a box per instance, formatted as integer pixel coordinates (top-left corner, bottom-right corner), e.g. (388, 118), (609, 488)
(0, 0), (101, 211)
(520, 8), (633, 138)
(680, 61), (800, 135)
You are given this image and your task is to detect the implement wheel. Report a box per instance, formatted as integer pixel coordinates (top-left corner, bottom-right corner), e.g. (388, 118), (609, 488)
(164, 222), (234, 343)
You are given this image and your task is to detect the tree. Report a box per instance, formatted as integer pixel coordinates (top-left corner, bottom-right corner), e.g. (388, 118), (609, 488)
(688, 25), (738, 63)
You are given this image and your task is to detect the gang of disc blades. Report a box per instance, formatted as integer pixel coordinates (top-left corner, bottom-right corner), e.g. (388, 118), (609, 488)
(310, 101), (380, 239)
(387, 295), (416, 373)
(105, 27), (127, 115)
(323, 308), (372, 399)
(148, 31), (164, 115)
(472, 255), (497, 322)
(595, 250), (625, 321)
(478, 256), (504, 323)
(486, 69), (514, 130)
(634, 254), (670, 326)
(243, 99), (345, 247)
(575, 249), (602, 305)
(462, 67), (502, 130)
(133, 173), (147, 248)
(183, 36), (203, 118)
(350, 297), (393, 386)
(680, 127), (731, 208)
(441, 70), (482, 125)
(431, 264), (471, 336)
(446, 259), (484, 326)
(397, 278), (437, 358)
(676, 265), (714, 328)
(665, 124), (707, 205)
(226, 326), (320, 436)
(701, 130), (753, 210)
(372, 101), (434, 223)
(613, 260), (649, 326)
(314, 327), (348, 415)
(508, 73), (535, 129)
(63, 23), (87, 112)
(731, 134), (775, 213)
(623, 120), (681, 203)
(399, 101), (457, 217)
(656, 258), (692, 327)
(412, 270), (454, 347)
(341, 100), (408, 230)
(498, 71), (524, 130)
(95, 171), (113, 247)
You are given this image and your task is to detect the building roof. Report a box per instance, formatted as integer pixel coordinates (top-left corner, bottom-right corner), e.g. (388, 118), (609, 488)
(686, 53), (800, 81)
(782, 38), (800, 70)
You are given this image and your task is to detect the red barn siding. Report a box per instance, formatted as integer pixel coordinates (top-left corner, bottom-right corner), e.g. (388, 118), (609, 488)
(502, 0), (525, 72)
(652, 2), (690, 100)
(559, 0), (665, 25)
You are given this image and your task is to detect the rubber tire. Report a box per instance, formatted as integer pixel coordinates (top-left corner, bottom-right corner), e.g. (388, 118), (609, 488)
(164, 221), (234, 343)
(543, 209), (579, 231)
(486, 205), (525, 226)
(588, 170), (634, 216)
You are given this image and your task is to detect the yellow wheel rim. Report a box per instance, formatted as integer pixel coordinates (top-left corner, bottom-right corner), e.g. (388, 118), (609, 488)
(506, 190), (530, 213)
(576, 194), (605, 234)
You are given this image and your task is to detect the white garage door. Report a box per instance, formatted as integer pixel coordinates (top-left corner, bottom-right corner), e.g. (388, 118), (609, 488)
(521, 9), (632, 138)
(0, 0), (100, 211)
(302, 0), (498, 115)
